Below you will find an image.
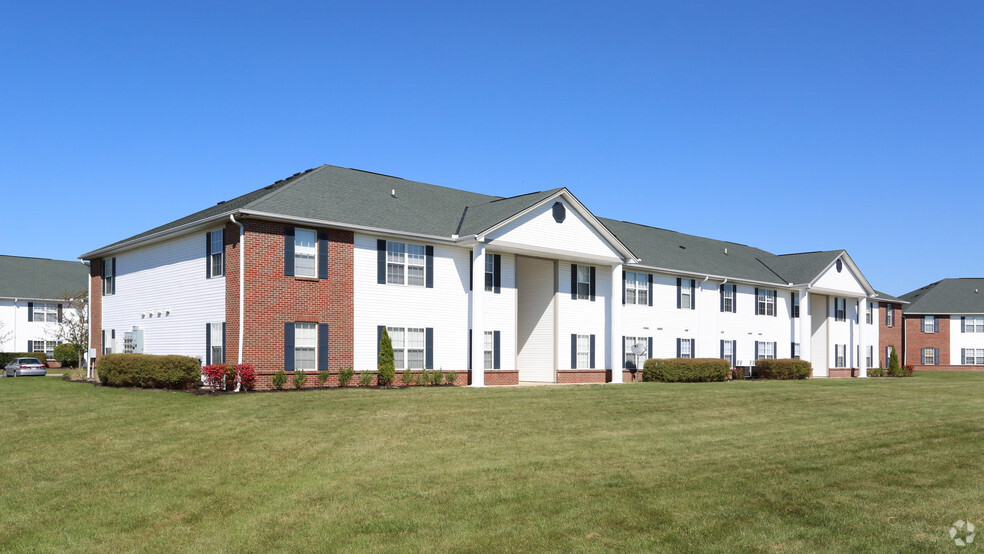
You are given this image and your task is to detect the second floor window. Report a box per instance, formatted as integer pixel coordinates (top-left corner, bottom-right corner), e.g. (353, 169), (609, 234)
(576, 266), (591, 300)
(625, 272), (648, 305)
(103, 257), (116, 295)
(923, 316), (937, 333)
(791, 292), (799, 318)
(865, 302), (872, 324)
(756, 289), (775, 316)
(834, 298), (846, 321)
(387, 242), (426, 286)
(885, 305), (895, 326)
(294, 229), (318, 278)
(207, 230), (224, 278)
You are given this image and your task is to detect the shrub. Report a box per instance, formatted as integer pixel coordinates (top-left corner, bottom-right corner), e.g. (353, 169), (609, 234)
(754, 359), (812, 380)
(904, 364), (915, 377)
(97, 353), (201, 389)
(642, 358), (730, 383)
(0, 352), (49, 367)
(359, 370), (374, 387)
(432, 369), (444, 385)
(869, 367), (886, 377)
(338, 367), (354, 387)
(202, 364), (230, 388)
(236, 364), (256, 390)
(401, 369), (414, 386)
(317, 370), (330, 387)
(377, 328), (396, 386)
(293, 370), (307, 389)
(272, 369), (287, 390)
(54, 343), (77, 367)
(444, 371), (458, 385)
(417, 369), (430, 386)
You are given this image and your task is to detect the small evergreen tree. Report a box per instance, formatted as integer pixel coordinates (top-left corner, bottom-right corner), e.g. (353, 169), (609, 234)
(377, 328), (396, 386)
(888, 346), (902, 375)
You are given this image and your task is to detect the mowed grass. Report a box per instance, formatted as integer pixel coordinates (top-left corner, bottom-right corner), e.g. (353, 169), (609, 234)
(2, 373), (983, 552)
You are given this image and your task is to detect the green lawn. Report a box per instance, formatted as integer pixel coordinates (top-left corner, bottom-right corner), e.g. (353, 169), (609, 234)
(1, 373), (982, 552)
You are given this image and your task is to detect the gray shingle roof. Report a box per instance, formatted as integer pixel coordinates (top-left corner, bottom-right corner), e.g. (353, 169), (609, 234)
(0, 255), (89, 299)
(456, 189), (564, 237)
(900, 278), (984, 314)
(756, 251), (843, 285)
(873, 290), (906, 304)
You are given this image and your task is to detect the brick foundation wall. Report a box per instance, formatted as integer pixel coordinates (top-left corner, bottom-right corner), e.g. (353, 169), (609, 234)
(556, 369), (608, 384)
(879, 303), (903, 367)
(827, 368), (858, 378)
(911, 365), (984, 372)
(250, 369), (470, 390)
(230, 220), (354, 376)
(484, 370), (518, 386)
(904, 315), (950, 367)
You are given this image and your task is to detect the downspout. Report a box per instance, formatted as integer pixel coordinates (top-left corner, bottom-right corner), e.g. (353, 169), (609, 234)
(230, 214), (245, 391)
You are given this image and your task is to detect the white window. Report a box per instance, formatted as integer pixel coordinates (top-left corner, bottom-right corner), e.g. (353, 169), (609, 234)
(389, 327), (425, 369)
(885, 346), (892, 367)
(722, 340), (734, 367)
(386, 242), (425, 286)
(576, 334), (590, 368)
(625, 272), (648, 305)
(625, 336), (647, 369)
(885, 305), (895, 327)
(484, 331), (494, 370)
(576, 266), (591, 300)
(791, 292), (799, 318)
(210, 230), (224, 277)
(835, 344), (846, 367)
(32, 340), (58, 358)
(756, 289), (775, 316)
(680, 338), (692, 359)
(923, 316), (936, 333)
(866, 346), (873, 368)
(723, 285), (735, 313)
(294, 322), (317, 371)
(865, 302), (873, 324)
(792, 342), (800, 359)
(680, 280), (692, 310)
(834, 298), (846, 321)
(757, 342), (775, 360)
(33, 303), (58, 323)
(922, 347), (937, 365)
(294, 228), (317, 278)
(485, 256), (495, 292)
(103, 258), (115, 295)
(210, 323), (224, 364)
(965, 349), (984, 365)
(966, 317), (984, 333)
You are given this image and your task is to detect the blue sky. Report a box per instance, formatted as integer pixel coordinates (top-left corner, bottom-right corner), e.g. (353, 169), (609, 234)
(1, 1), (980, 296)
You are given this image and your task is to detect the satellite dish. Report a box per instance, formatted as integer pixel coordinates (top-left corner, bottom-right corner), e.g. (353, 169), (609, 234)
(631, 342), (647, 357)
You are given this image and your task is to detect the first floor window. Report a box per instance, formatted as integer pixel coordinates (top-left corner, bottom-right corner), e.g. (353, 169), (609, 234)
(103, 329), (114, 354)
(964, 349), (984, 365)
(885, 346), (892, 367)
(390, 327), (425, 369)
(922, 347), (937, 366)
(866, 346), (873, 368)
(294, 322), (317, 371)
(625, 336), (647, 369)
(964, 317), (984, 333)
(756, 341), (775, 360)
(679, 338), (693, 359)
(923, 316), (937, 333)
(576, 334), (590, 368)
(32, 340), (58, 358)
(834, 344), (846, 367)
(722, 340), (734, 367)
(484, 331), (494, 370)
(792, 342), (800, 359)
(210, 323), (224, 364)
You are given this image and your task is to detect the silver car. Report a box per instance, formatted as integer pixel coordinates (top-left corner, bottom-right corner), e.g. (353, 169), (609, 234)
(3, 358), (47, 377)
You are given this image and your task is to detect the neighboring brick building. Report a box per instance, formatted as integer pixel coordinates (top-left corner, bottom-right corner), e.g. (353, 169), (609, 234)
(899, 279), (984, 371)
(876, 292), (906, 369)
(82, 164), (899, 388)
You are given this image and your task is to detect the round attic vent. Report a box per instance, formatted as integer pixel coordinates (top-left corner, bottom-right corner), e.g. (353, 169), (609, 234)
(552, 201), (566, 223)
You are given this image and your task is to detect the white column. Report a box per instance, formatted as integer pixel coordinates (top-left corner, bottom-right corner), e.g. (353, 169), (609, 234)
(858, 297), (868, 378)
(609, 264), (623, 383)
(798, 289), (811, 366)
(470, 243), (486, 387)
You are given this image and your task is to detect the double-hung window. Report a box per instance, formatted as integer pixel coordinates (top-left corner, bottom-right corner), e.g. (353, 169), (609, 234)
(922, 347), (937, 365)
(32, 340), (58, 358)
(294, 322), (317, 371)
(294, 229), (317, 278)
(835, 344), (846, 367)
(576, 334), (591, 368)
(624, 336), (647, 369)
(576, 266), (591, 300)
(865, 302), (873, 324)
(965, 317), (984, 333)
(103, 257), (115, 295)
(625, 272), (648, 305)
(386, 242), (426, 286)
(209, 323), (224, 365)
(791, 292), (799, 318)
(834, 298), (846, 321)
(32, 303), (58, 323)
(923, 316), (937, 333)
(485, 256), (495, 292)
(484, 331), (494, 370)
(964, 349), (984, 365)
(207, 230), (224, 278)
(885, 305), (895, 326)
(721, 284), (736, 313)
(389, 327), (425, 369)
(792, 342), (800, 359)
(722, 340), (735, 367)
(756, 289), (775, 316)
(756, 341), (776, 360)
(680, 280), (692, 310)
(866, 346), (873, 368)
(679, 338), (693, 359)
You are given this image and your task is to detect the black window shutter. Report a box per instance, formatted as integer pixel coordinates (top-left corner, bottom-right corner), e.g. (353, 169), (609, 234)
(318, 231), (329, 280)
(691, 339), (696, 357)
(961, 348), (966, 364)
(690, 280), (696, 309)
(425, 245), (434, 288)
(647, 274), (653, 306)
(920, 349), (925, 365)
(493, 254), (501, 294)
(27, 302), (33, 322)
(111, 258), (116, 294)
(676, 338), (681, 358)
(622, 336), (626, 369)
(571, 334), (577, 369)
(791, 342), (795, 358)
(377, 240), (387, 284)
(754, 287), (760, 315)
(589, 267), (596, 301)
(284, 323), (295, 372)
(570, 264), (577, 300)
(720, 340), (724, 359)
(589, 334), (595, 369)
(961, 317), (966, 333)
(425, 328), (434, 369)
(648, 337), (653, 361)
(221, 322), (226, 364)
(720, 284), (725, 312)
(855, 301), (859, 324)
(493, 330), (501, 369)
(677, 278), (682, 309)
(57, 304), (63, 323)
(934, 317), (939, 333)
(377, 325), (384, 363)
(318, 324), (330, 370)
(772, 290), (778, 316)
(622, 272), (626, 305)
(469, 256), (473, 291)
(754, 341), (759, 361)
(772, 342), (777, 357)
(206, 232), (212, 279)
(205, 324), (212, 365)
(101, 330), (105, 354)
(468, 329), (472, 370)
(732, 341), (737, 363)
(934, 347), (939, 365)
(284, 227), (295, 277)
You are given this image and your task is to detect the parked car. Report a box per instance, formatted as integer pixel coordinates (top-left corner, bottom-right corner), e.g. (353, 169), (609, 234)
(3, 358), (47, 377)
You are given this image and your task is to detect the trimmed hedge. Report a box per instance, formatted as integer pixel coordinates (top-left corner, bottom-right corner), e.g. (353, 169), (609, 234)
(754, 359), (812, 380)
(642, 358), (730, 383)
(0, 352), (48, 367)
(98, 353), (201, 389)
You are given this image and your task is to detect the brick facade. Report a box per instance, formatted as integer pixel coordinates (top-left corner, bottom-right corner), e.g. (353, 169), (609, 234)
(484, 370), (518, 386)
(556, 369), (607, 384)
(878, 303), (903, 368)
(904, 315), (950, 370)
(89, 259), (103, 358)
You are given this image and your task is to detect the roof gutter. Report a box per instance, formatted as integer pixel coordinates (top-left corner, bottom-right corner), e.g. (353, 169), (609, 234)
(628, 263), (791, 288)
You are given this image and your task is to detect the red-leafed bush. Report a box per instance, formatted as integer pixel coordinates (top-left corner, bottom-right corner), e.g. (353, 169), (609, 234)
(236, 363), (256, 390)
(202, 364), (230, 389)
